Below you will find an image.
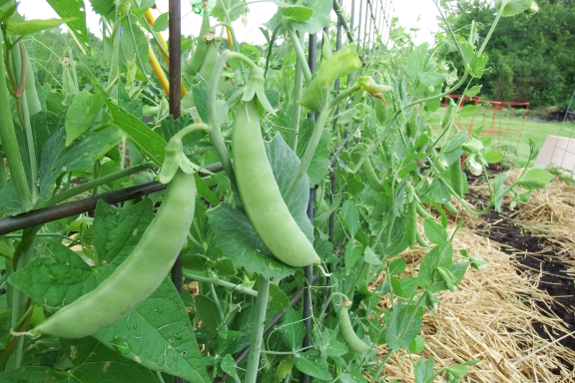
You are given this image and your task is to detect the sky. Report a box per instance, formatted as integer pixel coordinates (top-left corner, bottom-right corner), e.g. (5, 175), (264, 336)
(17, 0), (440, 45)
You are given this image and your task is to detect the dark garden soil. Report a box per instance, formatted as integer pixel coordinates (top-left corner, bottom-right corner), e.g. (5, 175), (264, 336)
(465, 172), (575, 363)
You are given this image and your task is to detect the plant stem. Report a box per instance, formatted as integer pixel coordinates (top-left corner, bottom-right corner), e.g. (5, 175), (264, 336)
(244, 275), (270, 383)
(182, 271), (258, 297)
(285, 107), (330, 203)
(43, 162), (154, 207)
(0, 33), (32, 210)
(372, 349), (392, 381)
(286, 23), (312, 85)
(207, 50), (257, 190)
(288, 62), (304, 150)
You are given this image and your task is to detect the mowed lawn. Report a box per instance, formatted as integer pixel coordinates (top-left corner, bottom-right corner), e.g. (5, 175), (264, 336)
(430, 106), (570, 167)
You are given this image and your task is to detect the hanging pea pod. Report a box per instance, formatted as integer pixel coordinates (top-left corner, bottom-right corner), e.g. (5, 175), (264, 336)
(184, 5), (211, 76)
(198, 38), (218, 83)
(338, 305), (370, 353)
(405, 196), (418, 249)
(362, 159), (385, 192)
(416, 201), (433, 220)
(415, 228), (429, 248)
(450, 159), (464, 198)
(444, 201), (458, 214)
(232, 99), (320, 268)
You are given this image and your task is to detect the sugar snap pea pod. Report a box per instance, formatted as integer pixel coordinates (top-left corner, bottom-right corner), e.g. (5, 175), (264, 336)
(405, 198), (417, 248)
(416, 201), (433, 220)
(338, 306), (370, 353)
(184, 7), (210, 76)
(23, 48), (41, 116)
(415, 228), (429, 247)
(362, 158), (385, 192)
(198, 39), (218, 83)
(33, 169), (196, 338)
(233, 99), (320, 268)
(450, 160), (463, 198)
(444, 201), (458, 214)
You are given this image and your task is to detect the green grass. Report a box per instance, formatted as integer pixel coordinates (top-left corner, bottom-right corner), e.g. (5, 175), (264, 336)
(432, 106), (570, 167)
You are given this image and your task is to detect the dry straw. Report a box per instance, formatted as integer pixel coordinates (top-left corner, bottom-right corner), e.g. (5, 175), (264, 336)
(371, 169), (575, 382)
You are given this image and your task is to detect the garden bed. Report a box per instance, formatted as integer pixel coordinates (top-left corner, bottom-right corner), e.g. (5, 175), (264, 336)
(374, 169), (575, 382)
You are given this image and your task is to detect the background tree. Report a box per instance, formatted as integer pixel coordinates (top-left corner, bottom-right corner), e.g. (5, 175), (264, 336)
(448, 0), (575, 109)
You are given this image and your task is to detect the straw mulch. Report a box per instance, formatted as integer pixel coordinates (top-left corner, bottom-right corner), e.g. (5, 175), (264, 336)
(370, 168), (575, 382)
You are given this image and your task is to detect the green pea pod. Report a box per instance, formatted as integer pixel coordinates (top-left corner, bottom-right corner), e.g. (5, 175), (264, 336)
(232, 99), (320, 268)
(184, 10), (210, 76)
(33, 169), (196, 338)
(198, 40), (218, 84)
(362, 159), (385, 192)
(338, 306), (370, 353)
(444, 201), (458, 214)
(416, 201), (433, 220)
(415, 228), (429, 247)
(450, 160), (463, 198)
(405, 198), (417, 248)
(23, 48), (41, 116)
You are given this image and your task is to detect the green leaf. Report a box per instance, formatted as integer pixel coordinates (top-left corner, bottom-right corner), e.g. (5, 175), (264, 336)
(409, 335), (425, 353)
(294, 351), (332, 380)
(38, 128), (119, 206)
(153, 12), (169, 32)
(464, 86), (482, 97)
(289, 0), (331, 34)
(457, 105), (480, 117)
(191, 75), (209, 123)
(61, 337), (157, 382)
(364, 246), (383, 265)
(483, 150), (503, 164)
(121, 15), (149, 74)
(339, 199), (360, 239)
(417, 242), (453, 289)
(45, 0), (91, 53)
(446, 364), (469, 379)
(494, 0), (533, 17)
(414, 356), (435, 383)
(282, 307), (306, 350)
(0, 366), (67, 382)
(423, 219), (448, 245)
(277, 356), (294, 380)
(280, 6), (314, 22)
(88, 69), (167, 165)
(269, 283), (290, 313)
(221, 354), (240, 380)
(518, 168), (554, 190)
(470, 53), (489, 78)
(65, 90), (105, 146)
(390, 276), (418, 299)
(213, 0), (246, 22)
(298, 45), (361, 112)
(385, 301), (423, 351)
(6, 17), (75, 36)
(195, 295), (221, 334)
(389, 258), (406, 275)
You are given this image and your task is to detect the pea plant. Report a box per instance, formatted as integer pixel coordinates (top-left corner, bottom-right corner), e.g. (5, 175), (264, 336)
(0, 0), (551, 382)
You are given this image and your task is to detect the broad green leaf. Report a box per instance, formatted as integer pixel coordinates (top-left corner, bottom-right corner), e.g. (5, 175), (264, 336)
(65, 90), (105, 146)
(446, 364), (469, 379)
(191, 75), (209, 123)
(428, 263), (469, 293)
(0, 366), (67, 382)
(344, 240), (363, 272)
(417, 242), (453, 289)
(289, 0), (331, 34)
(296, 119), (330, 187)
(364, 246), (383, 265)
(280, 6), (314, 22)
(518, 168), (553, 190)
(37, 128), (119, 205)
(339, 199), (360, 239)
(31, 111), (64, 169)
(206, 204), (295, 280)
(93, 279), (210, 382)
(46, 0), (92, 53)
(298, 45), (361, 112)
(221, 354), (240, 380)
(153, 12), (169, 32)
(470, 53), (488, 78)
(282, 307), (306, 350)
(494, 0), (533, 17)
(389, 258), (406, 275)
(409, 335), (425, 353)
(195, 295), (221, 334)
(213, 0), (246, 22)
(423, 219), (448, 245)
(88, 0), (116, 16)
(61, 337), (157, 382)
(89, 69), (167, 165)
(6, 17), (75, 36)
(269, 283), (290, 313)
(414, 356), (435, 383)
(465, 86), (482, 97)
(457, 105), (480, 117)
(483, 150), (503, 164)
(390, 276), (418, 299)
(277, 357), (294, 380)
(385, 301), (423, 351)
(294, 351), (332, 380)
(121, 15), (149, 73)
